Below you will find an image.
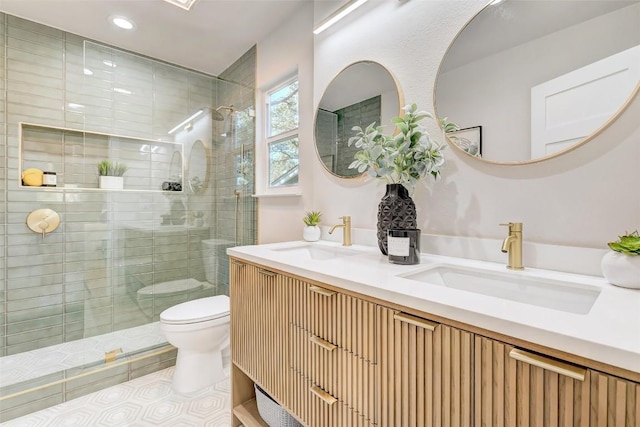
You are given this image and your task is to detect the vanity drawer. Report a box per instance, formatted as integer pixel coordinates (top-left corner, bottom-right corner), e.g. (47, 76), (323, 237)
(291, 281), (377, 363)
(288, 370), (374, 427)
(290, 324), (377, 425)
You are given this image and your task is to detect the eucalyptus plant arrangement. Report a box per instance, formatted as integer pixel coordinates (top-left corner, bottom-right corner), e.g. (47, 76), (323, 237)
(97, 160), (127, 177)
(348, 103), (446, 193)
(607, 231), (640, 256)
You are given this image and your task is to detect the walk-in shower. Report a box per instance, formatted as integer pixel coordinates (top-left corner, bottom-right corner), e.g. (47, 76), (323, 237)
(0, 20), (256, 421)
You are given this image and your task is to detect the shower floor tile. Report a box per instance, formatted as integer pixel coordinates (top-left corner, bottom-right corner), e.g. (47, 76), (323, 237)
(0, 322), (166, 388)
(1, 367), (231, 426)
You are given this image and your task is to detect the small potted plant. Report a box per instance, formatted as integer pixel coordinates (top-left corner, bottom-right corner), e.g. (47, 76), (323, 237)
(302, 211), (322, 242)
(601, 230), (640, 289)
(97, 160), (127, 190)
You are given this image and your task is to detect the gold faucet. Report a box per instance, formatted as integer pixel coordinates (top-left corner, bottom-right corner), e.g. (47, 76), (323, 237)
(500, 222), (523, 270)
(328, 216), (352, 246)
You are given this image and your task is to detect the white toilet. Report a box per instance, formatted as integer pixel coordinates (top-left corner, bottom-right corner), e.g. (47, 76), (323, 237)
(159, 295), (230, 393)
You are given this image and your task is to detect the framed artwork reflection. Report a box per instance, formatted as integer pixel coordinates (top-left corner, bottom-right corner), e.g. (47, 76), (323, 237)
(447, 126), (482, 157)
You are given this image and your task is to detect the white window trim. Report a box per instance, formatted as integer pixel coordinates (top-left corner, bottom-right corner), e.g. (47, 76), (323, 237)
(255, 75), (301, 197)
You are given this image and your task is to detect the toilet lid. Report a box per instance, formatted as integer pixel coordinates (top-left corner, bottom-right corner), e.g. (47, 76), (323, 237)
(137, 278), (203, 296)
(160, 295), (230, 324)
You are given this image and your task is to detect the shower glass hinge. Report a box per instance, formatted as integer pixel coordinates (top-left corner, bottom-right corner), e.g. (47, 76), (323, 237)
(105, 348), (123, 363)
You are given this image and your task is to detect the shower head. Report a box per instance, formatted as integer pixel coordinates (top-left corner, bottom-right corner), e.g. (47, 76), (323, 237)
(212, 109), (225, 121)
(212, 105), (235, 121)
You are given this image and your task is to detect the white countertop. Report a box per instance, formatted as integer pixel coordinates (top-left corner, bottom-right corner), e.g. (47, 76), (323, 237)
(228, 240), (640, 375)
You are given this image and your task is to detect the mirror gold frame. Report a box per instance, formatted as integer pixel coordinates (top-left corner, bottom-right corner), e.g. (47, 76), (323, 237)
(434, 1), (640, 165)
(186, 139), (211, 194)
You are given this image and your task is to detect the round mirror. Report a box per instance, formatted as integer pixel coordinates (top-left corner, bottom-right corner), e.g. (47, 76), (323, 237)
(168, 150), (182, 183)
(187, 140), (210, 194)
(315, 61), (403, 177)
(435, 0), (640, 164)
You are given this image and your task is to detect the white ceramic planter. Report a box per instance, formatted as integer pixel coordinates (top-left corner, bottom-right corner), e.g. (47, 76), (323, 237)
(601, 251), (640, 289)
(99, 176), (124, 190)
(303, 226), (321, 242)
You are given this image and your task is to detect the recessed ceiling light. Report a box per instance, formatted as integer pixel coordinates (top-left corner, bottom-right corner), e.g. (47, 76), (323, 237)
(162, 0), (198, 11)
(110, 15), (135, 30)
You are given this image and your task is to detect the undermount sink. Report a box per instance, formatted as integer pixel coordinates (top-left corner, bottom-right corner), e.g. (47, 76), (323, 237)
(272, 244), (362, 261)
(399, 264), (601, 315)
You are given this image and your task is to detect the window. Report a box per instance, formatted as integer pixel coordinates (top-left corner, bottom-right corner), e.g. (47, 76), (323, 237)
(265, 78), (299, 188)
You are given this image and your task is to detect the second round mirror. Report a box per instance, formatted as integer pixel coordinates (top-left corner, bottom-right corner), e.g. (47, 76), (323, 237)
(315, 61), (402, 178)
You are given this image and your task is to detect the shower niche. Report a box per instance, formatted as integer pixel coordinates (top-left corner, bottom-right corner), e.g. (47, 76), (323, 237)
(19, 123), (184, 192)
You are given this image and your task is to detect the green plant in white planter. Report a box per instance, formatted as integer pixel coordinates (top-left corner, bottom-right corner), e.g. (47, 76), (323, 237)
(302, 211), (322, 242)
(97, 160), (127, 189)
(601, 230), (640, 289)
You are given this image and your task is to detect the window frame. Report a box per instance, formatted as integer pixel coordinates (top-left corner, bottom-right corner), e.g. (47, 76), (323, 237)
(256, 74), (301, 196)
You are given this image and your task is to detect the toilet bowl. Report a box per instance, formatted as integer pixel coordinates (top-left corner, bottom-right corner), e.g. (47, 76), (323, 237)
(159, 295), (230, 393)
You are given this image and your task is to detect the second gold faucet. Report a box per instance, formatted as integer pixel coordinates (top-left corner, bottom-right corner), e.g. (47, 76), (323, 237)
(500, 222), (523, 270)
(328, 216), (352, 246)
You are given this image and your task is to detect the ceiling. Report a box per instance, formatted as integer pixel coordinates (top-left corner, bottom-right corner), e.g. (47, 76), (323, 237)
(0, 0), (309, 76)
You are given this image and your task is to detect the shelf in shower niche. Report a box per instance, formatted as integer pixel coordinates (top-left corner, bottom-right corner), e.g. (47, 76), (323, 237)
(252, 192), (302, 198)
(19, 122), (185, 193)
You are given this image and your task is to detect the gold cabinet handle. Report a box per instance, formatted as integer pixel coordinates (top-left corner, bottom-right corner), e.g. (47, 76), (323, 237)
(509, 348), (586, 381)
(310, 385), (337, 405)
(230, 259), (245, 267)
(309, 285), (336, 297)
(310, 335), (337, 352)
(258, 268), (276, 277)
(394, 312), (437, 331)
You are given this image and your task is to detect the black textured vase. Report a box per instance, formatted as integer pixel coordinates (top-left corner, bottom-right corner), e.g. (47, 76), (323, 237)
(377, 183), (417, 255)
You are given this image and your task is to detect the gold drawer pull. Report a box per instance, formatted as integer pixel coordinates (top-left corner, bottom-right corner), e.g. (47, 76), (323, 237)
(309, 286), (337, 297)
(310, 335), (337, 352)
(230, 259), (245, 267)
(509, 348), (586, 381)
(258, 269), (276, 277)
(394, 312), (437, 331)
(310, 385), (337, 405)
(309, 285), (336, 297)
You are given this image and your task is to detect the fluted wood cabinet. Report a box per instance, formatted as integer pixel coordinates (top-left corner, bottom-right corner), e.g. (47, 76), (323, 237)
(475, 335), (591, 426)
(289, 282), (377, 426)
(229, 258), (640, 427)
(377, 307), (474, 426)
(230, 260), (296, 426)
(589, 370), (640, 426)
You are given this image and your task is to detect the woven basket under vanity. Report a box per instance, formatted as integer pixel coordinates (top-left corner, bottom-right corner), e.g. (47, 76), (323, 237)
(254, 384), (302, 427)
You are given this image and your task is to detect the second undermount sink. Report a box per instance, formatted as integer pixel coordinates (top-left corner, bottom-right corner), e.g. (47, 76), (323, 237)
(399, 264), (601, 314)
(272, 244), (363, 261)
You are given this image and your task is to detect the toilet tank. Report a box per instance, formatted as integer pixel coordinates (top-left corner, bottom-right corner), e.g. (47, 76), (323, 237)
(202, 239), (234, 284)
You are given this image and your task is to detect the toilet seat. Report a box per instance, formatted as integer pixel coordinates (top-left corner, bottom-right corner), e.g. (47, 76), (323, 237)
(137, 278), (203, 297)
(160, 295), (230, 325)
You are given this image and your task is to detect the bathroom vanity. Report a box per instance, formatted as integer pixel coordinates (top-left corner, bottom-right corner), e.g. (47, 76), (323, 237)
(228, 241), (640, 427)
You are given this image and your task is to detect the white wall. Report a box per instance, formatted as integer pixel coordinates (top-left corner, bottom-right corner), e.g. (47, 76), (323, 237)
(437, 3), (640, 162)
(309, 0), (639, 250)
(256, 3), (314, 243)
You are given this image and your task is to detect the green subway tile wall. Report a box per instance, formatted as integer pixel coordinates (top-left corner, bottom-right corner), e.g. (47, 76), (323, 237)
(0, 13), (256, 358)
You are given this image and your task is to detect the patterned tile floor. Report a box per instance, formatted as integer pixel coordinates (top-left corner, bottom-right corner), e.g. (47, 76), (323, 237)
(1, 367), (231, 426)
